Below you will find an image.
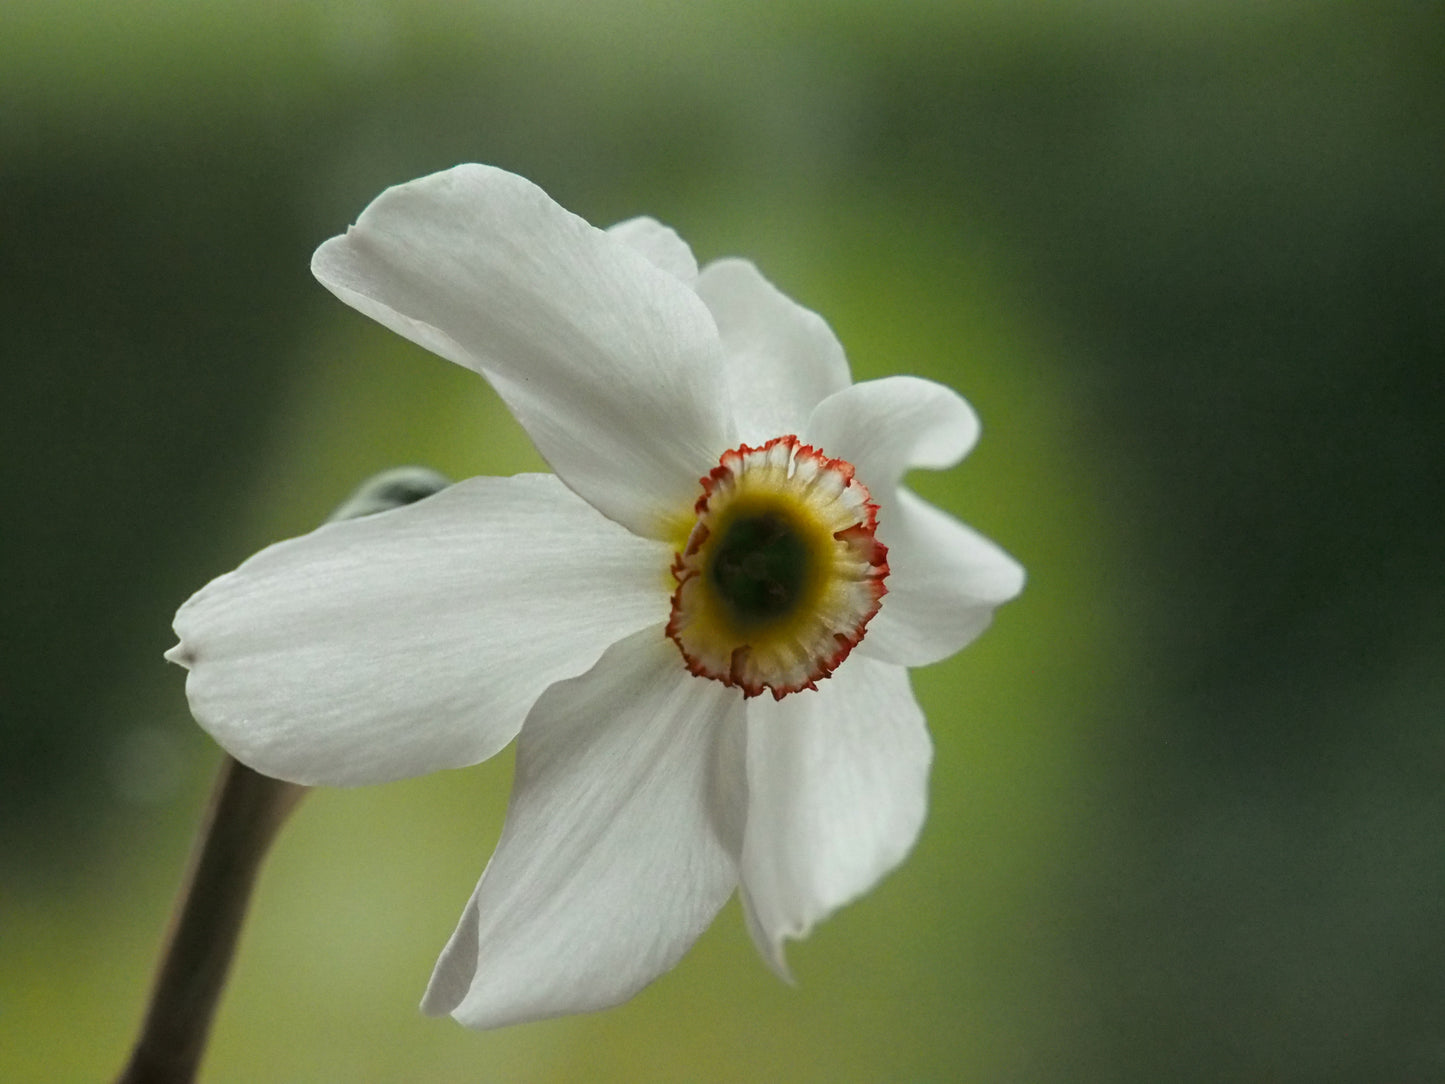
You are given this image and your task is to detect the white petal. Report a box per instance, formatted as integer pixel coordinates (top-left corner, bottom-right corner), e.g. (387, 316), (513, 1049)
(695, 257), (851, 446)
(168, 475), (669, 786)
(311, 164), (733, 538)
(803, 375), (979, 492)
(606, 215), (698, 283)
(423, 627), (746, 1029)
(860, 488), (1026, 667)
(739, 654), (931, 978)
(801, 376), (1021, 666)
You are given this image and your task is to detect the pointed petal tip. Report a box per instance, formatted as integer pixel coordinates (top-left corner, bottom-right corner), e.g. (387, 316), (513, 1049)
(979, 542), (1027, 606)
(741, 885), (799, 985)
(163, 641), (193, 668)
(1003, 554), (1028, 600)
(761, 938), (798, 987)
(418, 964), (466, 1018)
(420, 891), (480, 1019)
(417, 988), (459, 1020)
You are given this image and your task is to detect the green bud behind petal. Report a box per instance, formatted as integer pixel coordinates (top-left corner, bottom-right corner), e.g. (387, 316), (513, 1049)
(328, 467), (452, 523)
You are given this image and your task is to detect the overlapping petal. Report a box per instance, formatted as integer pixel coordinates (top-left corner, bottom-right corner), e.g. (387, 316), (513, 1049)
(695, 258), (852, 445)
(606, 216), (699, 284)
(168, 475), (668, 786)
(423, 627), (746, 1028)
(861, 488), (1026, 666)
(738, 653), (931, 977)
(311, 165), (733, 538)
(803, 375), (1022, 665)
(804, 374), (979, 490)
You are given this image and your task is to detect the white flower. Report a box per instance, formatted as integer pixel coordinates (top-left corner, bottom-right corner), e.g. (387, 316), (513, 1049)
(167, 164), (1024, 1029)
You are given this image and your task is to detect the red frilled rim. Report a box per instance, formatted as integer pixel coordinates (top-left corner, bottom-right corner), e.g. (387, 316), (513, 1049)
(665, 435), (888, 699)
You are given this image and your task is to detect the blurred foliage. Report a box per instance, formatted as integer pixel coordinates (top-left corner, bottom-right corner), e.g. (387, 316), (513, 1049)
(2, 1), (1442, 1081)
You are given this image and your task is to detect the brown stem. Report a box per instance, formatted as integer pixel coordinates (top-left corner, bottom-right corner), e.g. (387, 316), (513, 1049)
(115, 757), (305, 1084)
(118, 467), (449, 1082)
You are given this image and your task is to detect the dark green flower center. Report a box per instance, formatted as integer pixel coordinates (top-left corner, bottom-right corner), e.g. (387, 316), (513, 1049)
(708, 510), (809, 625)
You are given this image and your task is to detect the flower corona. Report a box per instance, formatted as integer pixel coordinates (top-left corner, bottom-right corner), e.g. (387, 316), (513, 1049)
(666, 436), (888, 698)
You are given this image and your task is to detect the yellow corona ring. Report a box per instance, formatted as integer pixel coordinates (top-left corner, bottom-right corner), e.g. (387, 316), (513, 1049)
(666, 435), (889, 698)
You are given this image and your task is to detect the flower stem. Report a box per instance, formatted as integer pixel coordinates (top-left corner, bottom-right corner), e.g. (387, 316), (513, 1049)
(115, 758), (305, 1084)
(117, 466), (452, 1084)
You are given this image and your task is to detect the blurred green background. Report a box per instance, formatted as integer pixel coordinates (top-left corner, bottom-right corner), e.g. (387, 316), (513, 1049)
(3, 1), (1442, 1080)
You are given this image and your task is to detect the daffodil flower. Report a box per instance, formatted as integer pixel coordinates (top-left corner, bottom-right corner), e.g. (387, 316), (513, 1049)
(167, 165), (1024, 1029)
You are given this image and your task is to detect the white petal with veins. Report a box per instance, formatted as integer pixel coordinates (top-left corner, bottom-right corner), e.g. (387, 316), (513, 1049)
(696, 257), (852, 445)
(424, 627), (746, 1028)
(739, 652), (931, 977)
(804, 374), (980, 491)
(169, 475), (667, 786)
(803, 375), (1021, 665)
(312, 165), (733, 538)
(861, 487), (1026, 666)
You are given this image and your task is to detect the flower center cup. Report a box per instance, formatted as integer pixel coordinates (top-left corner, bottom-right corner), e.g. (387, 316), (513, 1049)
(666, 435), (889, 699)
(708, 510), (809, 624)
